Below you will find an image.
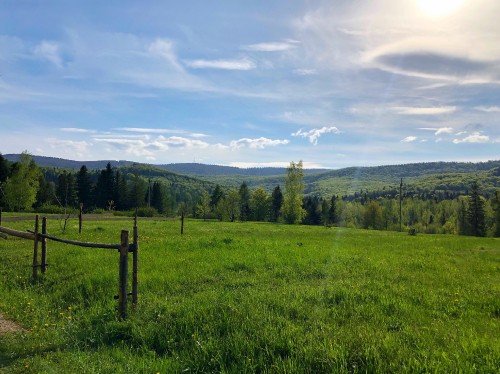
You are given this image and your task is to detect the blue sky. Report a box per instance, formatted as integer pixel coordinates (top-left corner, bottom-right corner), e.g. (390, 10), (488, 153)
(0, 0), (499, 168)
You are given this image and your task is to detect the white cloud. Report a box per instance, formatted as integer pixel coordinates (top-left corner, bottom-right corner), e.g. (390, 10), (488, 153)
(185, 58), (256, 70)
(46, 138), (91, 157)
(33, 41), (63, 68)
(93, 134), (210, 157)
(401, 136), (417, 143)
(148, 39), (184, 72)
(114, 127), (208, 137)
(229, 137), (289, 149)
(474, 105), (500, 112)
(242, 41), (299, 52)
(393, 106), (457, 115)
(60, 127), (96, 133)
(291, 126), (341, 145)
(453, 132), (490, 144)
(418, 127), (454, 135)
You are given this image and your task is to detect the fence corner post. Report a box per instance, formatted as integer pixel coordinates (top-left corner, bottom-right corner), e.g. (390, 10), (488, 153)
(32, 215), (39, 281)
(118, 230), (129, 320)
(41, 217), (47, 273)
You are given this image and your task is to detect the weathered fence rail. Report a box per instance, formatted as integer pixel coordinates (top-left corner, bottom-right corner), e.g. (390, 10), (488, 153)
(0, 214), (138, 319)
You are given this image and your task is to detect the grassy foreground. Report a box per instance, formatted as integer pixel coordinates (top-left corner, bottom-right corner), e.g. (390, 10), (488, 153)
(0, 218), (499, 373)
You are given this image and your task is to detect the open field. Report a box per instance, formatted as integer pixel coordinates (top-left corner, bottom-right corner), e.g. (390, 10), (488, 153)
(0, 218), (499, 373)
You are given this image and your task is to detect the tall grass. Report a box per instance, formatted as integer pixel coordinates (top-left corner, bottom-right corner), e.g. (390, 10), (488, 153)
(0, 218), (499, 372)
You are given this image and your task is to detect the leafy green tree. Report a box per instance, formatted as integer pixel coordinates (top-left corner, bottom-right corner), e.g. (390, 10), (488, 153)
(0, 153), (10, 184)
(3, 152), (40, 211)
(196, 191), (211, 220)
(239, 182), (251, 221)
(282, 161), (305, 224)
(467, 181), (486, 237)
(217, 189), (240, 222)
(363, 200), (383, 230)
(251, 187), (270, 221)
(270, 185), (283, 222)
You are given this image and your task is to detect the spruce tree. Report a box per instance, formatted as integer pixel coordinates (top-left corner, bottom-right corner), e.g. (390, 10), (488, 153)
(467, 181), (486, 237)
(270, 185), (283, 222)
(77, 165), (92, 208)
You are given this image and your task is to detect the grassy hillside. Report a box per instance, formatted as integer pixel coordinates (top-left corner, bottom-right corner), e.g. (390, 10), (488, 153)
(0, 219), (498, 372)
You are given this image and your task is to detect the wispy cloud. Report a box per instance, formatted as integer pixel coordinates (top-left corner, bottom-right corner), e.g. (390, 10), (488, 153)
(114, 127), (208, 137)
(418, 127), (454, 136)
(46, 138), (91, 157)
(60, 127), (97, 133)
(230, 137), (289, 149)
(474, 105), (500, 112)
(185, 58), (256, 70)
(392, 106), (457, 115)
(242, 41), (299, 52)
(291, 126), (341, 145)
(293, 68), (318, 76)
(453, 132), (490, 144)
(401, 136), (417, 143)
(33, 41), (63, 68)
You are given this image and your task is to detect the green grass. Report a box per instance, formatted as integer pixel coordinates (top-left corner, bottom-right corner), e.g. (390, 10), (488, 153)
(0, 219), (499, 373)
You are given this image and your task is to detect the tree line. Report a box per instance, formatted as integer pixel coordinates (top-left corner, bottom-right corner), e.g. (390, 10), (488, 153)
(1, 153), (499, 237)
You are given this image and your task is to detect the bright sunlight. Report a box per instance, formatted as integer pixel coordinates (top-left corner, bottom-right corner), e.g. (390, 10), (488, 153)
(417, 0), (465, 17)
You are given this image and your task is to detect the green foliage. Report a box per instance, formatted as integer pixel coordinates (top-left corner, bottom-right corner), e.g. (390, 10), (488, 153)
(238, 182), (251, 221)
(282, 161), (305, 224)
(135, 206), (158, 217)
(251, 187), (270, 222)
(270, 185), (283, 222)
(196, 191), (211, 220)
(0, 220), (498, 372)
(363, 201), (384, 230)
(3, 152), (40, 211)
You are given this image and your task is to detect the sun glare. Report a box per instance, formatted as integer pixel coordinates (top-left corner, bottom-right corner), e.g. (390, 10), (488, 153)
(417, 0), (465, 17)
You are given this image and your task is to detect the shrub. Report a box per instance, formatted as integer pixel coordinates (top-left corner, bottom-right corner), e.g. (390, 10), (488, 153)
(136, 207), (158, 217)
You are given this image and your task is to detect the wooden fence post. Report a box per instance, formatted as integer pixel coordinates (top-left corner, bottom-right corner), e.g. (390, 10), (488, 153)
(41, 217), (47, 274)
(79, 203), (83, 234)
(32, 215), (39, 281)
(132, 214), (138, 309)
(118, 230), (129, 319)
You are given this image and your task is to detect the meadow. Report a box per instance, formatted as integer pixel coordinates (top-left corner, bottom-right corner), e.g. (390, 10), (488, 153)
(0, 217), (499, 373)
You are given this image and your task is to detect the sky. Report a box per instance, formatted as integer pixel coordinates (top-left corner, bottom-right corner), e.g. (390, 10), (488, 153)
(0, 0), (499, 169)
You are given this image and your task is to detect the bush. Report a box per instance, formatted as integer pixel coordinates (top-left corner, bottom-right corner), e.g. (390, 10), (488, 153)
(35, 204), (66, 214)
(136, 207), (158, 217)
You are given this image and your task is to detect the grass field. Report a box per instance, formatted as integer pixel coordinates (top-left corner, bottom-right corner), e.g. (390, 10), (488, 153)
(0, 218), (499, 373)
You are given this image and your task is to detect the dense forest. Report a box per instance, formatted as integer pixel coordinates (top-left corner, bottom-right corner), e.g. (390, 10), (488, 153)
(1, 153), (499, 237)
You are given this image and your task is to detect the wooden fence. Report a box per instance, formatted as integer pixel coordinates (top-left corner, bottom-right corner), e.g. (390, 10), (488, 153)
(0, 214), (139, 320)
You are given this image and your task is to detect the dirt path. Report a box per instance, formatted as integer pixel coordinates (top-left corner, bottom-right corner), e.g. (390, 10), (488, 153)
(0, 313), (24, 333)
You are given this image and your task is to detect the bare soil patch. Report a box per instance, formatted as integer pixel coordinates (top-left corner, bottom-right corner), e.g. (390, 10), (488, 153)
(0, 313), (24, 333)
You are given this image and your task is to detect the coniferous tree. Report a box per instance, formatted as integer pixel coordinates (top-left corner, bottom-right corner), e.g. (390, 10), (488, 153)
(95, 163), (115, 208)
(56, 172), (78, 208)
(328, 195), (338, 225)
(76, 165), (92, 208)
(210, 184), (224, 211)
(467, 181), (486, 237)
(457, 198), (469, 235)
(35, 174), (56, 208)
(196, 191), (211, 220)
(492, 190), (500, 237)
(270, 185), (283, 222)
(151, 181), (164, 213)
(113, 170), (128, 210)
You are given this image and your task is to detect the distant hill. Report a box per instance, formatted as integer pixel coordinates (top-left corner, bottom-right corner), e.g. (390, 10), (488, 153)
(3, 154), (134, 170)
(3, 153), (499, 197)
(158, 163), (327, 176)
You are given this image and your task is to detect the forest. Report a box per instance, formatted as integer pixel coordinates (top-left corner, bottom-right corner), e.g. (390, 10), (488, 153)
(1, 153), (499, 237)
